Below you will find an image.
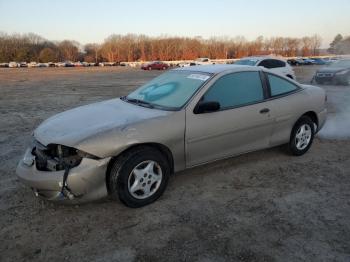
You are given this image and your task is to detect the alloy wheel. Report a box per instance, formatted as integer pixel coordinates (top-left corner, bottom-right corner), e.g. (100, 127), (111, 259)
(295, 124), (312, 150)
(127, 160), (163, 199)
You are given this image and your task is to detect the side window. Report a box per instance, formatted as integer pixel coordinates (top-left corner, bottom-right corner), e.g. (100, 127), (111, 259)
(268, 74), (297, 96)
(270, 59), (286, 68)
(203, 71), (264, 109)
(258, 60), (271, 68)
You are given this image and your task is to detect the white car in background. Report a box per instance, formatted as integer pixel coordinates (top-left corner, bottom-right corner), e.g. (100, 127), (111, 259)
(195, 57), (215, 65)
(27, 62), (38, 68)
(9, 62), (19, 68)
(178, 61), (196, 67)
(235, 56), (296, 79)
(178, 58), (214, 68)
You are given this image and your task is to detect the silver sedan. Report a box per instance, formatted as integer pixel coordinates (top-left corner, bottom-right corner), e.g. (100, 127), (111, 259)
(16, 65), (327, 207)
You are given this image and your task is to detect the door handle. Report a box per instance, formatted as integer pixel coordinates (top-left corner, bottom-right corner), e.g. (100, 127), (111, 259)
(259, 108), (270, 114)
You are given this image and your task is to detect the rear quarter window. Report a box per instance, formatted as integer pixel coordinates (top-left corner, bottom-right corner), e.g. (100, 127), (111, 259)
(268, 74), (298, 96)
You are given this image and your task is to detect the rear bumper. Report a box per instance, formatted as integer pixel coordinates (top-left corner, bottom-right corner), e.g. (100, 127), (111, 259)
(16, 148), (110, 203)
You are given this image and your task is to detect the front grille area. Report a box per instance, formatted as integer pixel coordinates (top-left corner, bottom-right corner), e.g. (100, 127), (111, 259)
(317, 73), (333, 77)
(32, 140), (82, 171)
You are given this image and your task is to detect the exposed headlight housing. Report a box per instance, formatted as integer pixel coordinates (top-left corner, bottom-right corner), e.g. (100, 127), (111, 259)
(32, 140), (98, 171)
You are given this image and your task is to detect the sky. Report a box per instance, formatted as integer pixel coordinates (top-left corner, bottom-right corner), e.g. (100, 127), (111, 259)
(0, 0), (349, 47)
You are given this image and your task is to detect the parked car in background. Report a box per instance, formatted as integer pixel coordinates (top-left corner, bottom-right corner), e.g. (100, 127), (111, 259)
(0, 63), (9, 68)
(310, 58), (328, 65)
(235, 56), (296, 79)
(9, 62), (19, 68)
(313, 59), (350, 85)
(177, 61), (196, 67)
(74, 61), (83, 67)
(302, 58), (315, 65)
(27, 62), (37, 68)
(194, 57), (214, 65)
(19, 62), (28, 67)
(141, 61), (169, 70)
(17, 65), (326, 207)
(99, 62), (116, 66)
(329, 57), (339, 63)
(55, 62), (65, 67)
(287, 58), (305, 66)
(37, 63), (48, 67)
(65, 61), (75, 67)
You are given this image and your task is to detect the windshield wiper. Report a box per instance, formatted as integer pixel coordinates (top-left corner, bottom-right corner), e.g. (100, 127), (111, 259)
(121, 96), (154, 109)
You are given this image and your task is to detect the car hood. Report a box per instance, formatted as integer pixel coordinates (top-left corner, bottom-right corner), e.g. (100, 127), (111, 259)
(34, 98), (169, 150)
(317, 67), (349, 73)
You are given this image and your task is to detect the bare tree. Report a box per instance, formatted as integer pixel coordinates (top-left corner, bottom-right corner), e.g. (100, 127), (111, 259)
(310, 34), (322, 55)
(84, 43), (100, 63)
(58, 40), (79, 61)
(301, 37), (312, 56)
(0, 32), (335, 63)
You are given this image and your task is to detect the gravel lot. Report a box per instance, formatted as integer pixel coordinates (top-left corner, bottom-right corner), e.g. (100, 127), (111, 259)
(0, 66), (349, 262)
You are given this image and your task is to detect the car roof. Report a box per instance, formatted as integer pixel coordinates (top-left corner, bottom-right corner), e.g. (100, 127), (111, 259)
(172, 64), (258, 74)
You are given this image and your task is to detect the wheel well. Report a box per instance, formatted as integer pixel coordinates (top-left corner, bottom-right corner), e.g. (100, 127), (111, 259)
(302, 111), (318, 127)
(106, 143), (174, 178)
(289, 111), (319, 143)
(287, 74), (293, 79)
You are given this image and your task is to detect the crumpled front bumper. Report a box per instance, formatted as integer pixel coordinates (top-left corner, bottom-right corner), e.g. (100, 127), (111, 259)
(16, 148), (111, 203)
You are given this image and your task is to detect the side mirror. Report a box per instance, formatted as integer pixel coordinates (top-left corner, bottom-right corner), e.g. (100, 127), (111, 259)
(194, 101), (220, 114)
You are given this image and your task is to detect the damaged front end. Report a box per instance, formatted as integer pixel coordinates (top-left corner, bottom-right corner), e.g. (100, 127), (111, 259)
(16, 139), (110, 203)
(33, 140), (100, 171)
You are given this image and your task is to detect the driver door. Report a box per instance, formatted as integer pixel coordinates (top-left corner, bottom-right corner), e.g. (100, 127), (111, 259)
(185, 71), (275, 167)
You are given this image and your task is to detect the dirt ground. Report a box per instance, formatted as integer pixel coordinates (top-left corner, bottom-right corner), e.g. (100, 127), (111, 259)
(0, 66), (349, 262)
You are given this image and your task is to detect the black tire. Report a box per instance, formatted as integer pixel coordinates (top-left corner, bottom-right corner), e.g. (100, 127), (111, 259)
(107, 146), (170, 208)
(288, 116), (315, 156)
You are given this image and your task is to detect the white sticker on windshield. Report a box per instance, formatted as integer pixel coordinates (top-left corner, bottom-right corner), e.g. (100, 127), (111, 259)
(187, 74), (210, 81)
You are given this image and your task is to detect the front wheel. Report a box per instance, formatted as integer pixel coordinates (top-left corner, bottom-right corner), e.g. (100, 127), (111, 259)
(108, 146), (170, 207)
(288, 116), (315, 156)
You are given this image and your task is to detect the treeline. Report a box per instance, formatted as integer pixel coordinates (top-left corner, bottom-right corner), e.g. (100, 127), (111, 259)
(0, 32), (327, 63)
(328, 34), (350, 54)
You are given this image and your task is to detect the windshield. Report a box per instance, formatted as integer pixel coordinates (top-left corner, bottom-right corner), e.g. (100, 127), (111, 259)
(329, 60), (350, 68)
(126, 70), (212, 110)
(234, 59), (258, 66)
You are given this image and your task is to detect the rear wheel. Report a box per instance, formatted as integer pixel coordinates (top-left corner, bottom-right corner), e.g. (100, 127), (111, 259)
(108, 146), (170, 208)
(288, 116), (315, 156)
